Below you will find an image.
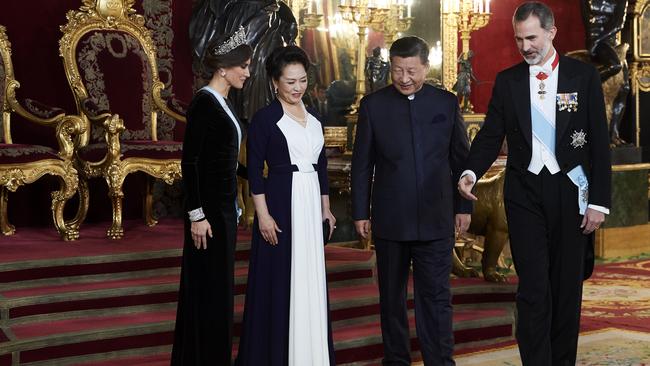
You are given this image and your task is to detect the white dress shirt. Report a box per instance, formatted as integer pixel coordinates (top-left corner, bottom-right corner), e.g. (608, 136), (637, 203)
(528, 50), (561, 175)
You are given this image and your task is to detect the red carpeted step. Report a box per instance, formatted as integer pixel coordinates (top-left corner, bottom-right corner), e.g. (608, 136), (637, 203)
(1, 274), (180, 320)
(4, 309), (175, 364)
(11, 309), (176, 340)
(0, 219), (251, 283)
(75, 352), (171, 366)
(0, 253), (182, 284)
(1, 249), (374, 323)
(0, 222), (518, 365)
(10, 309), (175, 339)
(333, 307), (514, 364)
(1, 274), (179, 299)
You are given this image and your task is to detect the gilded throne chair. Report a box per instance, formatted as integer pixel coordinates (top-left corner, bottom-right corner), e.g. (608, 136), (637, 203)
(59, 0), (186, 239)
(0, 25), (85, 240)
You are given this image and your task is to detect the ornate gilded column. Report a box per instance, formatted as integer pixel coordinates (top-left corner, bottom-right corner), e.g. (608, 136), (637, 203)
(376, 1), (413, 49)
(338, 0), (389, 114)
(631, 0), (650, 147)
(287, 0), (323, 42)
(441, 0), (492, 110)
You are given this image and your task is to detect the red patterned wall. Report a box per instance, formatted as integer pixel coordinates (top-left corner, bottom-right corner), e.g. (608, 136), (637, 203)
(469, 0), (585, 113)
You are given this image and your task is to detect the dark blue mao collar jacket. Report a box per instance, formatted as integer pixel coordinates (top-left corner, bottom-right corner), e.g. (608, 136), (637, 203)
(352, 84), (472, 242)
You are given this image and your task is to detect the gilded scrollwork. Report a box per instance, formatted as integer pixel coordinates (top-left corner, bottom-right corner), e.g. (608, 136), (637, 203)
(156, 162), (182, 185)
(60, 0), (186, 239)
(105, 162), (125, 192)
(630, 61), (650, 147)
(1, 25), (84, 240)
(124, 159), (181, 185)
(632, 0), (650, 60)
(0, 168), (26, 192)
(143, 0), (181, 140)
(442, 12), (459, 92)
(56, 115), (86, 160)
(51, 163), (80, 203)
(634, 63), (650, 91)
(60, 0), (164, 143)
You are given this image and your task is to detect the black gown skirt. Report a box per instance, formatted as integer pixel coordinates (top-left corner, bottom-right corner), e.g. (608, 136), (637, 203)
(171, 89), (243, 366)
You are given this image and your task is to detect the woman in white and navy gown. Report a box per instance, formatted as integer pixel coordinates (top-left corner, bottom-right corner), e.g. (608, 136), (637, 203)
(236, 45), (336, 366)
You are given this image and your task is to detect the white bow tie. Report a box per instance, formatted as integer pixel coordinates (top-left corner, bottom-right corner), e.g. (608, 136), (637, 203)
(530, 65), (551, 78)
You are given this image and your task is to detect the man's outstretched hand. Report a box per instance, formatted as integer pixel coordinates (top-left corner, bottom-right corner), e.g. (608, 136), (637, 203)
(458, 174), (478, 201)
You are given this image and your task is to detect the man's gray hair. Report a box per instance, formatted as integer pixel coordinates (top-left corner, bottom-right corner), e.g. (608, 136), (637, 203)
(513, 2), (555, 31)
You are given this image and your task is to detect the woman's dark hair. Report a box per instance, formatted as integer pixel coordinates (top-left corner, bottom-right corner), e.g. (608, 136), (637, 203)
(265, 45), (310, 81)
(389, 36), (429, 65)
(202, 34), (253, 76)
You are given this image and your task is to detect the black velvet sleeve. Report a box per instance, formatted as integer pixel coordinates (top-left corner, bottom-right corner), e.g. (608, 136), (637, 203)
(181, 93), (210, 212)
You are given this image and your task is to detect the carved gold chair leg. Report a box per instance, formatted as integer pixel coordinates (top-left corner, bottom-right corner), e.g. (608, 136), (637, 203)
(143, 175), (158, 227)
(0, 186), (15, 236)
(51, 169), (80, 241)
(67, 175), (90, 233)
(106, 173), (125, 240)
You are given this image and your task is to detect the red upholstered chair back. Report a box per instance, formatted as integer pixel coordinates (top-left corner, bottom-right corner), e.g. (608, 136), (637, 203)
(76, 30), (153, 143)
(59, 1), (183, 147)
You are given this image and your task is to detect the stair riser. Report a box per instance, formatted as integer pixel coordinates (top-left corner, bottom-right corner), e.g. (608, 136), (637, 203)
(0, 258), (181, 284)
(4, 323), (513, 365)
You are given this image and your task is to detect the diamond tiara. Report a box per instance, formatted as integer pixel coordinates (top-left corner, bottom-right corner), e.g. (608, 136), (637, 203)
(213, 26), (248, 56)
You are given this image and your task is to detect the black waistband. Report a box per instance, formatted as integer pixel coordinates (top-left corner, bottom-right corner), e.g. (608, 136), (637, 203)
(267, 163), (319, 174)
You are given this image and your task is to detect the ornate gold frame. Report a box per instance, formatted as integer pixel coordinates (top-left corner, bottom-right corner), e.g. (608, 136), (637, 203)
(633, 0), (650, 61)
(0, 25), (85, 240)
(631, 1), (650, 148)
(59, 0), (185, 239)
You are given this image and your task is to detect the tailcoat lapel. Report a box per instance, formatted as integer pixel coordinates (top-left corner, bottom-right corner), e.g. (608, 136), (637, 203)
(555, 56), (578, 144)
(509, 62), (533, 148)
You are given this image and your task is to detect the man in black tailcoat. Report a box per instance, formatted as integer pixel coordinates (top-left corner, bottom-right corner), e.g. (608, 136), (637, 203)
(458, 2), (611, 365)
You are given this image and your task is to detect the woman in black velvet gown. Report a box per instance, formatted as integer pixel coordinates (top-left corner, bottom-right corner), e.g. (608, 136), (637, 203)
(171, 29), (252, 366)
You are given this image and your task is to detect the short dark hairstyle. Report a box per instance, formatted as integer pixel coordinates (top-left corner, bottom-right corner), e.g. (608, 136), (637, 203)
(389, 36), (429, 65)
(202, 34), (253, 76)
(513, 2), (555, 31)
(265, 45), (310, 81)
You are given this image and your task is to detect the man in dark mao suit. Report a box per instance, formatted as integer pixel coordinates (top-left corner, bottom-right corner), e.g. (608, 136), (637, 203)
(351, 36), (473, 365)
(458, 2), (611, 365)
